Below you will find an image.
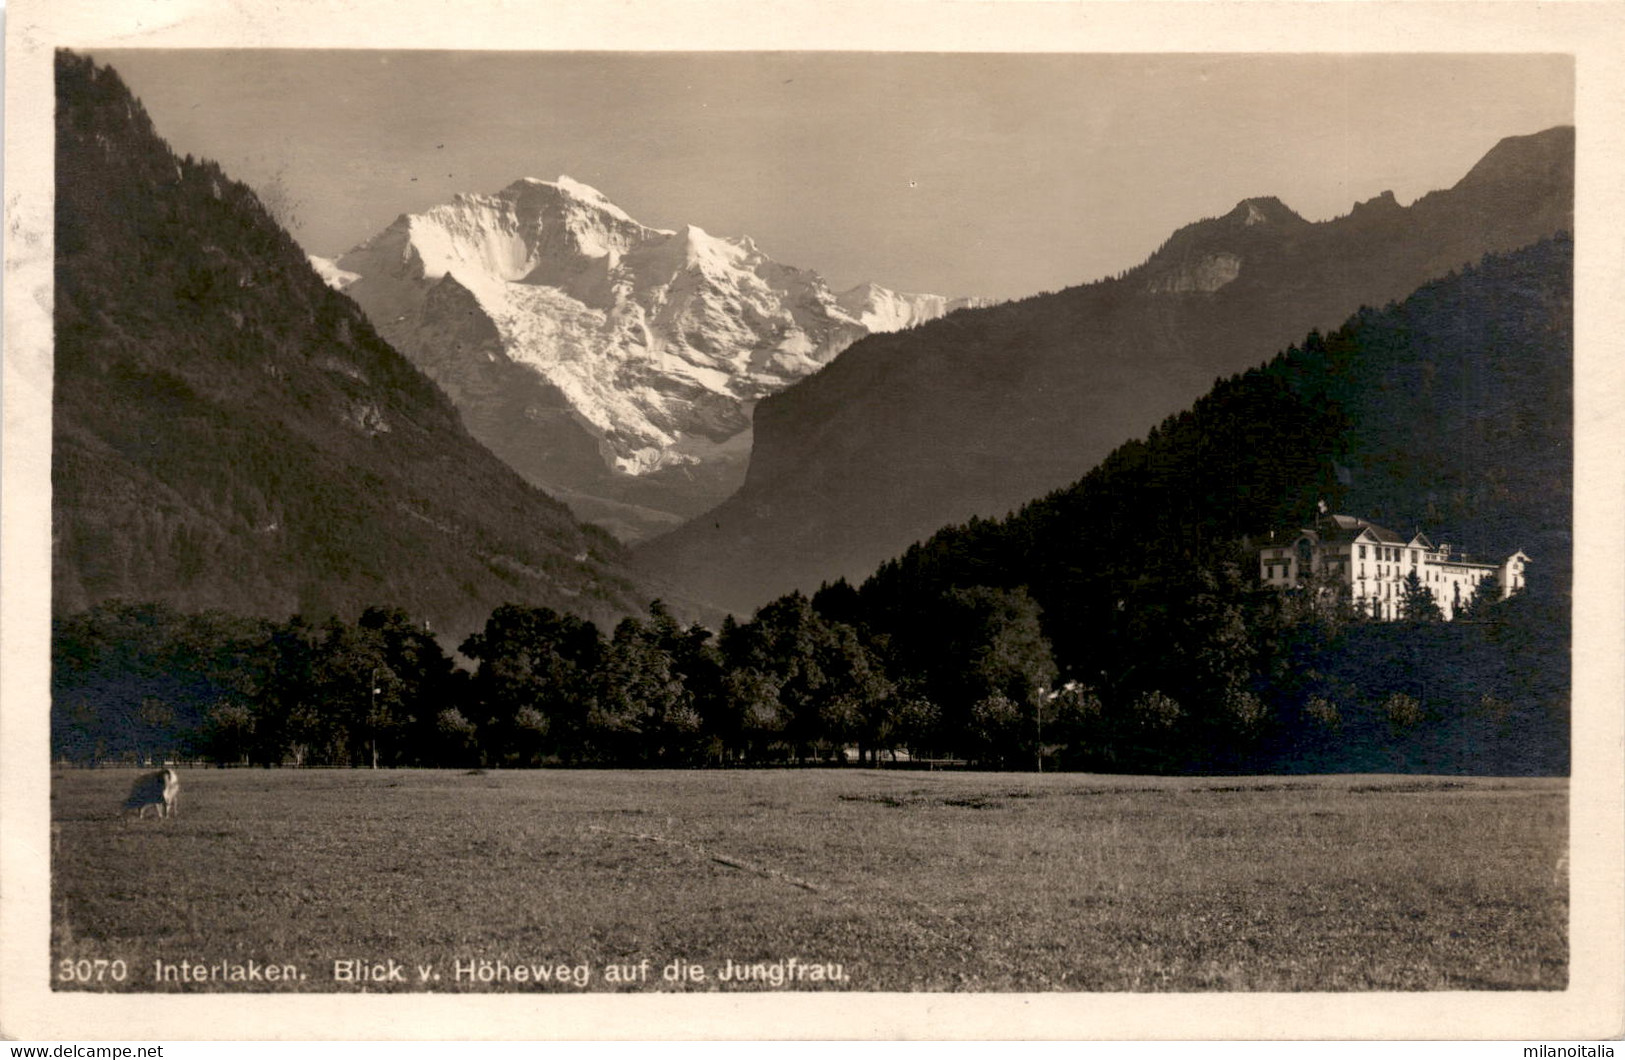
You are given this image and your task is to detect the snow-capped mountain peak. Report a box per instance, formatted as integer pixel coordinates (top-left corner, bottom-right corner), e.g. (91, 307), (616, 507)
(319, 178), (985, 540)
(833, 281), (990, 332)
(549, 174), (634, 216)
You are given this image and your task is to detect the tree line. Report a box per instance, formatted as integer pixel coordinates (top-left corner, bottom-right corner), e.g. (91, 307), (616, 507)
(52, 559), (1563, 775)
(52, 589), (1055, 770)
(47, 593), (1001, 769)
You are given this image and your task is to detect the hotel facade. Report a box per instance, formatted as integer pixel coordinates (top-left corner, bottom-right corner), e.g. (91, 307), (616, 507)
(1258, 513), (1527, 621)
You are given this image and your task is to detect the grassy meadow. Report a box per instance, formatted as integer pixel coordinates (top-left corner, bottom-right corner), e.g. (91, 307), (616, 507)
(51, 768), (1567, 992)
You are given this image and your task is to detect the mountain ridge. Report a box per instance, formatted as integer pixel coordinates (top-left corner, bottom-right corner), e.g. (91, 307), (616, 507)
(53, 51), (650, 639)
(637, 126), (1574, 614)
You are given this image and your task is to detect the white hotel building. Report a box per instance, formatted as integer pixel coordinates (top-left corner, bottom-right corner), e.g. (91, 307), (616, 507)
(1258, 513), (1527, 621)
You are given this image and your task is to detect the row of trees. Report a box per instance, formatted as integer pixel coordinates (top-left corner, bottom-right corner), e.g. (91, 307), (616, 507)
(53, 554), (1562, 775)
(53, 589), (1058, 770)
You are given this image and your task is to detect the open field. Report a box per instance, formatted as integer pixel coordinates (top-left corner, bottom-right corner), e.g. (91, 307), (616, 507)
(50, 768), (1566, 992)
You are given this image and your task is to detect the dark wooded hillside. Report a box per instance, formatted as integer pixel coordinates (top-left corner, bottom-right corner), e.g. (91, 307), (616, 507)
(54, 51), (647, 637)
(840, 236), (1570, 773)
(638, 128), (1573, 614)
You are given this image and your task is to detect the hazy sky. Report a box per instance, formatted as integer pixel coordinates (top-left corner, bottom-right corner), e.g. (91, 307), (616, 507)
(96, 51), (1572, 301)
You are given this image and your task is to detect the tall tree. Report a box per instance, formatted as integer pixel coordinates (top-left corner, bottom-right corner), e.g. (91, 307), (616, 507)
(1400, 571), (1445, 624)
(310, 616), (399, 768)
(459, 604), (603, 763)
(592, 603), (703, 763)
(892, 585), (1057, 757)
(357, 606), (460, 764)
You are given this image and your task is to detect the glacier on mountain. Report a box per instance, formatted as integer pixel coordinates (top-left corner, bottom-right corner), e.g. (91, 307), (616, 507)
(316, 177), (981, 539)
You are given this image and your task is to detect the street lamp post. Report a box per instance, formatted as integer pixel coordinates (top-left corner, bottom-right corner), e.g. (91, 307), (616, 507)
(1036, 688), (1046, 774)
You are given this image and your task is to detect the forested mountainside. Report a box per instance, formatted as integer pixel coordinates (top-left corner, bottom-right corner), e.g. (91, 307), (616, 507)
(637, 127), (1573, 614)
(858, 233), (1571, 663)
(53, 52), (648, 638)
(826, 236), (1570, 774)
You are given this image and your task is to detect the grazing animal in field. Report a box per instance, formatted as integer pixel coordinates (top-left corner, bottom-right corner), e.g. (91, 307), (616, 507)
(125, 768), (179, 819)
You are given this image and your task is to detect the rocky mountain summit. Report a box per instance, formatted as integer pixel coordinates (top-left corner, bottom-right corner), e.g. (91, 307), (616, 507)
(318, 178), (984, 539)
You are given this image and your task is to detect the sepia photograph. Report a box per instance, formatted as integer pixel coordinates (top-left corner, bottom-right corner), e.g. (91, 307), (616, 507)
(3, 0), (1623, 1044)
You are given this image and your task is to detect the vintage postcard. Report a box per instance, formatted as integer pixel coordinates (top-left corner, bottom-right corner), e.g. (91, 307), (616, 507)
(3, 0), (1622, 1043)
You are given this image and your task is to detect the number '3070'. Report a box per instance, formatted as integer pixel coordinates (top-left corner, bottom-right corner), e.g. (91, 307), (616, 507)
(58, 958), (128, 982)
